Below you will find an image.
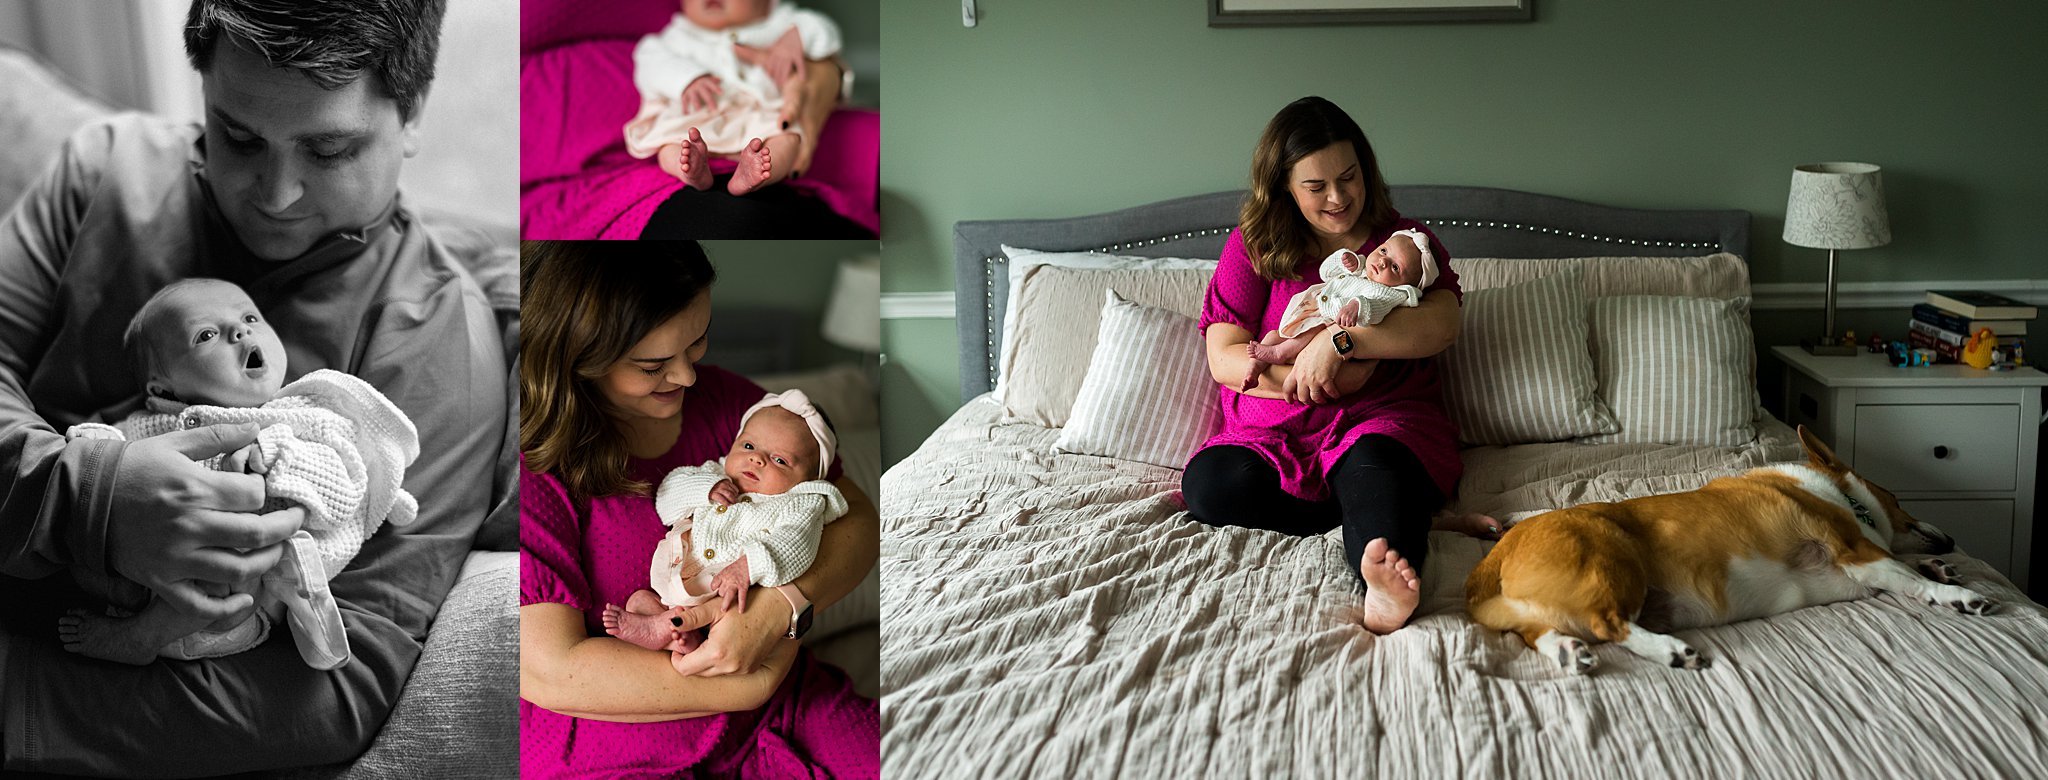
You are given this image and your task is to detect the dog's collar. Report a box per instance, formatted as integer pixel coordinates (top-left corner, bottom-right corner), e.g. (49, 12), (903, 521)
(1845, 494), (1877, 529)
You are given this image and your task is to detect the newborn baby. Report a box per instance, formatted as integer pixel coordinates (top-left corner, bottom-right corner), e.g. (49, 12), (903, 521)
(602, 390), (846, 673)
(1243, 228), (1439, 391)
(58, 279), (420, 669)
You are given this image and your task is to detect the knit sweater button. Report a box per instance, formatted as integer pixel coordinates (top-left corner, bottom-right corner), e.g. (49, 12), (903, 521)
(704, 549), (716, 559)
(715, 505), (727, 514)
(183, 416), (200, 428)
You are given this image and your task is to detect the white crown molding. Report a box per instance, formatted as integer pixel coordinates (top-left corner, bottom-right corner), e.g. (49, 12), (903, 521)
(880, 292), (955, 319)
(1750, 279), (2048, 311)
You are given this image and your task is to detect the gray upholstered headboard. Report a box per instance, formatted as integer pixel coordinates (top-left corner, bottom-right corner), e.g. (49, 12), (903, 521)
(950, 185), (1750, 400)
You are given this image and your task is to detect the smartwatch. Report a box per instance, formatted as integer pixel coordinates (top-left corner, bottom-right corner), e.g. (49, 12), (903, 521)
(774, 583), (814, 639)
(1331, 328), (1355, 356)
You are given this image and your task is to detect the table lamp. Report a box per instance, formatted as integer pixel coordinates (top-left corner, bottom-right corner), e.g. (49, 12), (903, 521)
(822, 254), (882, 381)
(1784, 162), (1890, 356)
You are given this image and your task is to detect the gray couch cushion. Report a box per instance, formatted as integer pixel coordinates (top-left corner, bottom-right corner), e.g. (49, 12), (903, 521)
(0, 46), (112, 216)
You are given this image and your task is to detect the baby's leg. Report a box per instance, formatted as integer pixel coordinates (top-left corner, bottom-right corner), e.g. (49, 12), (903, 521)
(602, 590), (687, 651)
(58, 600), (215, 666)
(726, 133), (801, 196)
(655, 128), (715, 191)
(1251, 327), (1321, 365)
(1243, 331), (1286, 392)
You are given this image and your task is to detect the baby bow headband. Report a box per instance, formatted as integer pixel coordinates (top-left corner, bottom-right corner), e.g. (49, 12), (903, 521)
(1389, 228), (1439, 289)
(739, 390), (837, 479)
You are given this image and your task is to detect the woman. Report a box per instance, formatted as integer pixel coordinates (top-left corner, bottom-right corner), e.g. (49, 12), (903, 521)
(517, 241), (878, 776)
(1184, 96), (1474, 635)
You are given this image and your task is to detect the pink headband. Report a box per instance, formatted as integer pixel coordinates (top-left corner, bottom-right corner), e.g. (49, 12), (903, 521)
(1389, 228), (1439, 289)
(739, 390), (837, 479)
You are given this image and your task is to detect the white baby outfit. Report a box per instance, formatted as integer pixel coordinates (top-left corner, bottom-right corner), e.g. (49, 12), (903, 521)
(1276, 230), (1435, 338)
(623, 2), (844, 158)
(649, 460), (848, 609)
(67, 369), (420, 669)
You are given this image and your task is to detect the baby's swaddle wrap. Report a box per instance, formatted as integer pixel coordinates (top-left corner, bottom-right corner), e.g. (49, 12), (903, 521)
(624, 2), (845, 157)
(1276, 229), (1436, 338)
(67, 369), (420, 668)
(649, 461), (848, 608)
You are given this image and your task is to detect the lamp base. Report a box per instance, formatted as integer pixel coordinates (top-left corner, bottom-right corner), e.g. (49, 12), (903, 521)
(1801, 338), (1858, 356)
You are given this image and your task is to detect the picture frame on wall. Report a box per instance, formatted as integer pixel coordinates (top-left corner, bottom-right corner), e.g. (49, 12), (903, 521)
(1208, 0), (1533, 27)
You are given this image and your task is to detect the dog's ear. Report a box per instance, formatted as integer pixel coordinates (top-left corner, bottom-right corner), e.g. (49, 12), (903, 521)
(1796, 425), (1845, 470)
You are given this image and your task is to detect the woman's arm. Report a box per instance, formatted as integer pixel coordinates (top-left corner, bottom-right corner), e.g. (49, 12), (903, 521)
(1331, 289), (1461, 360)
(519, 602), (797, 721)
(1205, 323), (1376, 402)
(669, 476), (878, 676)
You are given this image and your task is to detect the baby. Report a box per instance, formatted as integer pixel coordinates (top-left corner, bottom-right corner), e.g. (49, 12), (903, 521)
(1243, 228), (1439, 391)
(601, 390), (846, 673)
(623, 0), (844, 196)
(57, 279), (420, 670)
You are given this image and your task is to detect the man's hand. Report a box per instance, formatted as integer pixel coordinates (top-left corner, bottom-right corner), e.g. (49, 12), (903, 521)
(708, 478), (742, 508)
(680, 74), (722, 113)
(107, 423), (304, 622)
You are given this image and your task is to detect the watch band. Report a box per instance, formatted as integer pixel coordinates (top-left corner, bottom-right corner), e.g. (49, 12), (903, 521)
(773, 583), (813, 639)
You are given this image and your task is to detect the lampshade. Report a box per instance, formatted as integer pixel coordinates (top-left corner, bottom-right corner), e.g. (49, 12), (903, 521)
(1783, 162), (1891, 250)
(821, 254), (881, 352)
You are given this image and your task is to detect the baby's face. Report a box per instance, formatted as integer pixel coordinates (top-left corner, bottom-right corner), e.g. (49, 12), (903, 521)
(682, 0), (770, 29)
(146, 282), (287, 408)
(724, 407), (819, 496)
(1363, 234), (1425, 287)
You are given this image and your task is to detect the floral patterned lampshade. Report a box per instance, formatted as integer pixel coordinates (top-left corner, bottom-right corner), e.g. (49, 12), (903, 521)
(1783, 163), (1891, 250)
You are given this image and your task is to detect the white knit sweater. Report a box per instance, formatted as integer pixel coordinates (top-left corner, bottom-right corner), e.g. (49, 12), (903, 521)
(649, 460), (848, 606)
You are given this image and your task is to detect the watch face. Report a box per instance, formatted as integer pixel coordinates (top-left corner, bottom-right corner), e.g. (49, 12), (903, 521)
(793, 605), (815, 638)
(1332, 330), (1353, 354)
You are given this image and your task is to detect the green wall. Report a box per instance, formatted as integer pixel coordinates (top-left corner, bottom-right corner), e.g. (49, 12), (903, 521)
(704, 240), (877, 371)
(879, 0), (2048, 466)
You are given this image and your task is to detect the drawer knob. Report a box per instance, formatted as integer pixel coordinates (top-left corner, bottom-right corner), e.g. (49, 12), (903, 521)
(1933, 446), (1951, 460)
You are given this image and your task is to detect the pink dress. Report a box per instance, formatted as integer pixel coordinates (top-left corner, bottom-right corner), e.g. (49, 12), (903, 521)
(1193, 216), (1464, 501)
(519, 364), (877, 778)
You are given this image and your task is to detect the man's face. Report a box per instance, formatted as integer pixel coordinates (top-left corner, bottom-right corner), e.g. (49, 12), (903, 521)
(200, 35), (420, 261)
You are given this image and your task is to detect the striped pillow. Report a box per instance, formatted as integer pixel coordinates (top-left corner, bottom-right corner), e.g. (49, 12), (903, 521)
(1439, 266), (1620, 445)
(1581, 295), (1760, 446)
(1053, 290), (1222, 468)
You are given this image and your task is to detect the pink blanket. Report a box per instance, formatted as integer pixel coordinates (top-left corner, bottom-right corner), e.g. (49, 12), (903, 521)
(519, 16), (878, 239)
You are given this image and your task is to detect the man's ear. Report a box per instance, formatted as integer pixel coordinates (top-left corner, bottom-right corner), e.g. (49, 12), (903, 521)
(400, 102), (424, 159)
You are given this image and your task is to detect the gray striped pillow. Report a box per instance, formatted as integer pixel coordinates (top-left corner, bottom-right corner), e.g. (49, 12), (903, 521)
(1580, 295), (1759, 446)
(1053, 290), (1222, 468)
(1439, 265), (1620, 445)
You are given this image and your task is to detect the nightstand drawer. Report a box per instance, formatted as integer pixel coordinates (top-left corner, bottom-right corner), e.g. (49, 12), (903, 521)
(1852, 404), (2019, 492)
(1898, 499), (2014, 577)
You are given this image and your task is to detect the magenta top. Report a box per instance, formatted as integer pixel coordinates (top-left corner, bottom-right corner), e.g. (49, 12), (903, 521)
(520, 364), (875, 778)
(1194, 216), (1465, 501)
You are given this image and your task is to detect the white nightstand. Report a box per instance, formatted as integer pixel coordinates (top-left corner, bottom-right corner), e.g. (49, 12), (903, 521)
(1773, 346), (2048, 590)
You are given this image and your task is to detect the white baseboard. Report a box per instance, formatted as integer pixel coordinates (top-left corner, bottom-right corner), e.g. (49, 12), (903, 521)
(888, 281), (2048, 319)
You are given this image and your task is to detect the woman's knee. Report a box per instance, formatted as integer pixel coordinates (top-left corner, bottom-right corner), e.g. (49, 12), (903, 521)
(1181, 446), (1276, 517)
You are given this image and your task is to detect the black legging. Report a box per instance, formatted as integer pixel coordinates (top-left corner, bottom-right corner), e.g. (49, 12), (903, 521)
(638, 175), (875, 239)
(1182, 435), (1443, 587)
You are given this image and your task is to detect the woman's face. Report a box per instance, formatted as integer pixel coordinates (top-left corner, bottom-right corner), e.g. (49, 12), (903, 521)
(1287, 142), (1366, 245)
(596, 291), (712, 425)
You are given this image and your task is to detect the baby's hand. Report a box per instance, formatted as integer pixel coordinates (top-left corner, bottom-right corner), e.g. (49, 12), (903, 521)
(220, 442), (266, 475)
(710, 555), (751, 615)
(680, 74), (722, 113)
(708, 478), (743, 507)
(1337, 299), (1361, 328)
(1339, 250), (1361, 273)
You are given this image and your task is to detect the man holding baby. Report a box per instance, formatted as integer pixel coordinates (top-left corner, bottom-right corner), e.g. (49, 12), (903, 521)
(0, 0), (505, 774)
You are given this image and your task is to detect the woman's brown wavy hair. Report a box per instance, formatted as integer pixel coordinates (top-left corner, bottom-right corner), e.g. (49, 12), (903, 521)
(1239, 96), (1395, 281)
(520, 241), (717, 501)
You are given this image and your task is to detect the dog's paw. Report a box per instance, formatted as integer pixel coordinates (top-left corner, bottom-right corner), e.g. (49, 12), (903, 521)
(1669, 644), (1711, 670)
(1916, 558), (1961, 585)
(1556, 637), (1597, 675)
(1925, 584), (1994, 615)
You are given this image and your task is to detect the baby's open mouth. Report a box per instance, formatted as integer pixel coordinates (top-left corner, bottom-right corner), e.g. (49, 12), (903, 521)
(245, 347), (265, 370)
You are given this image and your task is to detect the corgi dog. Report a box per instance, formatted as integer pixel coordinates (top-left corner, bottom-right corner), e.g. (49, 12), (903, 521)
(1465, 426), (1993, 674)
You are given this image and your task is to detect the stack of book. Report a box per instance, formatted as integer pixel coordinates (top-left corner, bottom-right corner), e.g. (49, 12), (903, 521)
(1908, 290), (2034, 364)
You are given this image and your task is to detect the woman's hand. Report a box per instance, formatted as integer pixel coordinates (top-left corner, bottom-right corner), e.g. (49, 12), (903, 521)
(1282, 330), (1347, 405)
(735, 28), (808, 87)
(680, 74), (722, 113)
(669, 582), (794, 677)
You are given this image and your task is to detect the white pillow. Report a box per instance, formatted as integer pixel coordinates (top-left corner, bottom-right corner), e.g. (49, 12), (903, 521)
(996, 245), (1215, 402)
(1580, 295), (1760, 446)
(1053, 290), (1222, 469)
(1438, 266), (1619, 445)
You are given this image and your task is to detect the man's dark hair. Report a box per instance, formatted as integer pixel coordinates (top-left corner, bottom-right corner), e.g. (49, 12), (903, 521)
(184, 0), (447, 121)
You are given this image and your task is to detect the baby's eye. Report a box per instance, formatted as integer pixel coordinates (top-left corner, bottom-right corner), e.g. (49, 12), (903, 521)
(242, 313), (260, 324)
(742, 442), (754, 450)
(773, 456), (788, 466)
(195, 328), (218, 344)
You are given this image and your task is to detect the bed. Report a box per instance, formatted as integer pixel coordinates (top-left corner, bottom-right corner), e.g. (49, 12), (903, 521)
(879, 186), (2048, 778)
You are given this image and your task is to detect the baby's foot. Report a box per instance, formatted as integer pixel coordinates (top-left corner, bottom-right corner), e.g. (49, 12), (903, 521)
(727, 137), (775, 196)
(668, 628), (705, 656)
(1243, 345), (1268, 392)
(1359, 537), (1421, 634)
(602, 602), (682, 651)
(1432, 511), (1503, 540)
(57, 604), (203, 666)
(657, 129), (714, 191)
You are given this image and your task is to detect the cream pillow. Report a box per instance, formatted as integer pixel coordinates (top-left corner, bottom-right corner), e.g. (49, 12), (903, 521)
(1053, 291), (1221, 468)
(997, 250), (1214, 427)
(1581, 295), (1760, 446)
(1439, 265), (1619, 445)
(1454, 254), (1750, 298)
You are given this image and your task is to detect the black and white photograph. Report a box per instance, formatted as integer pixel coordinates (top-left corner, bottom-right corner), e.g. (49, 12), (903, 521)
(0, 0), (517, 776)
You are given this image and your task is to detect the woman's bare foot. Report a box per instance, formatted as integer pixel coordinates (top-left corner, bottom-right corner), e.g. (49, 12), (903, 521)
(57, 602), (209, 665)
(657, 129), (715, 191)
(1358, 537), (1420, 634)
(1432, 510), (1503, 540)
(727, 137), (775, 195)
(601, 602), (681, 651)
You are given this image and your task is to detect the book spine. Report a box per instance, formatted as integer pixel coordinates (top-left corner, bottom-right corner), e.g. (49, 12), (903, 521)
(1907, 319), (1966, 346)
(1907, 330), (1962, 362)
(1912, 303), (1973, 332)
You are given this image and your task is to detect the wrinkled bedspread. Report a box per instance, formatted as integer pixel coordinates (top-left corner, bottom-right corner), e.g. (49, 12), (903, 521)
(880, 395), (2048, 778)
